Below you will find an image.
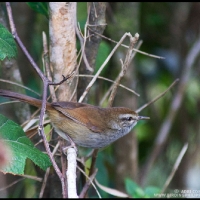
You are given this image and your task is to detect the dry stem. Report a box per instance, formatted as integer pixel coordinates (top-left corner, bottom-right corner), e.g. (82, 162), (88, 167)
(140, 37), (200, 186)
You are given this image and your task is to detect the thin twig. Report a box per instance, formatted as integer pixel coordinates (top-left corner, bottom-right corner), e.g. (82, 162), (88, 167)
(95, 179), (129, 198)
(42, 31), (57, 102)
(42, 33), (68, 191)
(21, 108), (41, 128)
(0, 79), (41, 97)
(161, 143), (188, 193)
(76, 19), (93, 72)
(89, 149), (99, 178)
(78, 74), (139, 96)
(88, 27), (165, 59)
(6, 3), (47, 82)
(18, 174), (42, 182)
(78, 32), (132, 103)
(136, 79), (179, 113)
(0, 178), (25, 192)
(39, 141), (61, 198)
(140, 37), (200, 186)
(99, 39), (142, 106)
(108, 33), (139, 107)
(79, 149), (99, 198)
(5, 2), (65, 195)
(0, 100), (20, 106)
(0, 99), (42, 129)
(78, 167), (100, 198)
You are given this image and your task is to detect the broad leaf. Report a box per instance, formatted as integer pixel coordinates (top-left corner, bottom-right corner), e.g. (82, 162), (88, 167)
(0, 24), (17, 60)
(144, 186), (161, 197)
(125, 178), (145, 198)
(0, 114), (51, 174)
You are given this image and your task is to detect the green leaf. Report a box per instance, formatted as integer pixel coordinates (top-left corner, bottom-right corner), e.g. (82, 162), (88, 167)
(0, 24), (17, 60)
(125, 178), (161, 198)
(144, 186), (161, 197)
(26, 2), (48, 18)
(0, 114), (51, 175)
(125, 178), (145, 198)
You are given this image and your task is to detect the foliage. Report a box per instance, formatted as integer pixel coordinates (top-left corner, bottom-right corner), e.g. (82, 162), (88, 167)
(125, 178), (160, 198)
(0, 114), (51, 174)
(0, 24), (17, 60)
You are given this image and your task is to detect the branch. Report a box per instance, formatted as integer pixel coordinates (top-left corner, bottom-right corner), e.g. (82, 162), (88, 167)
(99, 40), (142, 106)
(161, 143), (188, 193)
(140, 37), (200, 186)
(77, 74), (139, 96)
(5, 2), (65, 196)
(78, 32), (134, 103)
(66, 148), (78, 198)
(88, 27), (165, 60)
(39, 141), (61, 198)
(108, 33), (139, 106)
(136, 79), (179, 113)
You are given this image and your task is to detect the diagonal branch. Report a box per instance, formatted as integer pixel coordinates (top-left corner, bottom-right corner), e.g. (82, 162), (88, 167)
(78, 32), (134, 103)
(161, 143), (188, 193)
(108, 33), (139, 107)
(136, 79), (179, 113)
(140, 37), (200, 186)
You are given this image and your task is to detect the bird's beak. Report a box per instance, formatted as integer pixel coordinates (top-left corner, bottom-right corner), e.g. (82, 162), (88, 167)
(137, 116), (150, 120)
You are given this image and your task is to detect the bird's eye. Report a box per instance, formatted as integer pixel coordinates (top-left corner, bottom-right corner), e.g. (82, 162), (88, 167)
(119, 114), (137, 122)
(127, 117), (133, 121)
(123, 117), (133, 121)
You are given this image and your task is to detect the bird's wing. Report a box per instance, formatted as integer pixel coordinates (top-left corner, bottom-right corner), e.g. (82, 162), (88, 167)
(52, 102), (105, 133)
